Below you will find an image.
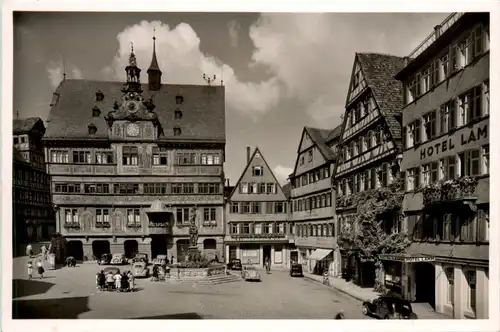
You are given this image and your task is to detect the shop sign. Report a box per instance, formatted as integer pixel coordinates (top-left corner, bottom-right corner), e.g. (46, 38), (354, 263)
(380, 254), (435, 263)
(420, 124), (487, 160)
(385, 274), (402, 287)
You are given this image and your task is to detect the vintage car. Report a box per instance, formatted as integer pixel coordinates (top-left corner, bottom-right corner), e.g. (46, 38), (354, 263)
(290, 263), (303, 277)
(98, 253), (112, 265)
(362, 295), (418, 319)
(242, 266), (261, 281)
(103, 266), (121, 275)
(132, 261), (149, 278)
(111, 253), (127, 265)
(132, 253), (149, 265)
(152, 254), (167, 266)
(226, 259), (242, 271)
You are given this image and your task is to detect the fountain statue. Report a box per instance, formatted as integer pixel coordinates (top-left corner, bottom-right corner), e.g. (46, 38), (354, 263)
(188, 207), (199, 250)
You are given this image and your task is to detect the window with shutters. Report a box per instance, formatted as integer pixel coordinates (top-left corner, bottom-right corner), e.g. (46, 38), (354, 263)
(442, 214), (452, 241)
(152, 147), (168, 165)
(230, 224), (238, 234)
(241, 202), (250, 214)
(476, 208), (489, 242)
(230, 202), (239, 214)
(240, 183), (248, 194)
(423, 110), (437, 141)
(482, 145), (489, 175)
(459, 149), (480, 177)
(465, 270), (476, 313)
(440, 100), (457, 134)
(122, 146), (138, 165)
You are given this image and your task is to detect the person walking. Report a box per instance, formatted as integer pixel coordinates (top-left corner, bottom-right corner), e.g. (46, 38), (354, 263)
(41, 245), (48, 260)
(128, 271), (134, 292)
(36, 259), (45, 278)
(106, 271), (114, 291)
(26, 243), (33, 257)
(27, 261), (33, 280)
(113, 272), (122, 293)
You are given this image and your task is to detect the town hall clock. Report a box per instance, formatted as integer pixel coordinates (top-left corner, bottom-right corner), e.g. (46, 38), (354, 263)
(126, 123), (140, 137)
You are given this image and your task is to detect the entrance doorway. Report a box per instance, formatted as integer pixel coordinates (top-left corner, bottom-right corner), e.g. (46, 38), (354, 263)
(290, 251), (298, 264)
(229, 246), (237, 261)
(92, 240), (110, 259)
(151, 235), (168, 259)
(124, 240), (139, 259)
(177, 240), (190, 263)
(263, 245), (271, 266)
(415, 262), (436, 308)
(67, 240), (84, 261)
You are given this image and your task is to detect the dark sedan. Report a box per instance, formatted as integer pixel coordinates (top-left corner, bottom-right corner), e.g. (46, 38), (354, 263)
(290, 263), (303, 277)
(362, 296), (418, 319)
(226, 259), (242, 271)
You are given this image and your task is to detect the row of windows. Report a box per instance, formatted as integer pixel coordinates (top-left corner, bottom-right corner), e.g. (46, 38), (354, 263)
(13, 135), (28, 144)
(16, 206), (52, 218)
(293, 192), (332, 212)
(54, 182), (222, 195)
(337, 163), (394, 197)
(405, 146), (489, 191)
(229, 201), (287, 214)
(299, 149), (314, 166)
(296, 223), (335, 237)
(64, 207), (219, 226)
(406, 24), (489, 105)
(50, 148), (222, 166)
(229, 222), (286, 235)
(345, 94), (376, 129)
(409, 208), (489, 243)
(13, 168), (50, 185)
(405, 81), (489, 149)
(340, 126), (387, 163)
(15, 190), (51, 204)
(239, 182), (278, 194)
(291, 165), (330, 189)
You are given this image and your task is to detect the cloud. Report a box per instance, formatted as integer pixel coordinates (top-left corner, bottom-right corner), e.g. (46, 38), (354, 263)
(227, 20), (240, 48)
(102, 20), (280, 119)
(46, 60), (84, 89)
(273, 164), (293, 184)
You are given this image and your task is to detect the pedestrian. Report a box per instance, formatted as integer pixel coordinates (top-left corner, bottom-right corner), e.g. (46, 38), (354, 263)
(96, 272), (100, 291)
(335, 310), (345, 319)
(41, 245), (48, 260)
(171, 255), (174, 265)
(214, 254), (219, 263)
(36, 259), (45, 278)
(26, 243), (33, 257)
(106, 271), (114, 291)
(165, 263), (171, 279)
(113, 272), (122, 292)
(98, 270), (105, 291)
(27, 261), (33, 280)
(128, 271), (134, 292)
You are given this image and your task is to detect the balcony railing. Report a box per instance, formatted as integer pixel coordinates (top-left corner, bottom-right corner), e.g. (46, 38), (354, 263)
(230, 233), (287, 239)
(418, 176), (477, 206)
(407, 13), (464, 60)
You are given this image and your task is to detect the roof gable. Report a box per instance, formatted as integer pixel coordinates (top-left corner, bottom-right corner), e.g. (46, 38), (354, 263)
(13, 117), (45, 135)
(345, 59), (367, 106)
(44, 79), (225, 142)
(229, 147), (287, 201)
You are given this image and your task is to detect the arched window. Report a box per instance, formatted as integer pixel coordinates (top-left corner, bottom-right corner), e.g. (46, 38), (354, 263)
(445, 267), (454, 305)
(465, 270), (476, 313)
(308, 225), (312, 236)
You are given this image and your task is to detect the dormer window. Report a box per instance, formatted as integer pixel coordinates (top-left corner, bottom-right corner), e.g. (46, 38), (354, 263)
(174, 109), (183, 119)
(92, 106), (101, 117)
(88, 123), (97, 136)
(95, 89), (104, 102)
(173, 126), (181, 136)
(175, 95), (184, 104)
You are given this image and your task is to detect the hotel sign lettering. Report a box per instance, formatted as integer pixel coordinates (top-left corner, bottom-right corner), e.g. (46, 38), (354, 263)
(420, 124), (488, 160)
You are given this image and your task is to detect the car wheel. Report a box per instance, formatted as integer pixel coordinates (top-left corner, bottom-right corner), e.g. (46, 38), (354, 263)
(362, 304), (369, 315)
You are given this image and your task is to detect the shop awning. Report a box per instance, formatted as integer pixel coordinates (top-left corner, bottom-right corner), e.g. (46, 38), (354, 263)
(379, 254), (435, 263)
(308, 249), (332, 261)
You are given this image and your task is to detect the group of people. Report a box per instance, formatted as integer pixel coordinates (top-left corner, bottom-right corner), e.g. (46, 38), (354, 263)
(97, 270), (135, 292)
(151, 263), (170, 282)
(27, 258), (45, 279)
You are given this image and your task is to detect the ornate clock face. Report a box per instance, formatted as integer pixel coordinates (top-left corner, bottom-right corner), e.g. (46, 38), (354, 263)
(127, 101), (138, 112)
(126, 123), (140, 137)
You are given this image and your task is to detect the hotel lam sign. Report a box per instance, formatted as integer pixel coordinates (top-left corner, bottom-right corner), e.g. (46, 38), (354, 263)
(420, 124), (488, 160)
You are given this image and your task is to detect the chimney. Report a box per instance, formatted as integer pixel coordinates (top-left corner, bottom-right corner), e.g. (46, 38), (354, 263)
(434, 25), (442, 39)
(225, 178), (230, 187)
(403, 56), (409, 67)
(246, 146), (251, 164)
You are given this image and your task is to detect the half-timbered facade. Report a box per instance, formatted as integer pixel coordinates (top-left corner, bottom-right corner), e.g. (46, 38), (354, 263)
(225, 147), (294, 269)
(395, 12), (489, 319)
(334, 53), (405, 286)
(44, 38), (226, 263)
(13, 117), (54, 249)
(289, 126), (341, 276)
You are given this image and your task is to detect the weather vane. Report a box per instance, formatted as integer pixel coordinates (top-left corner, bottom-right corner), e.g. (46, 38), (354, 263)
(202, 74), (217, 86)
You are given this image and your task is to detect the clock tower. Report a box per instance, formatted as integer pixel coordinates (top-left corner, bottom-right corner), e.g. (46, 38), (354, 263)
(104, 43), (162, 140)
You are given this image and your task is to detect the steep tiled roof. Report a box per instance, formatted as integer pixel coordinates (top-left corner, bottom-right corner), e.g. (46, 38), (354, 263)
(304, 127), (335, 161)
(356, 53), (405, 149)
(325, 124), (342, 143)
(13, 146), (27, 163)
(44, 80), (225, 141)
(13, 117), (44, 135)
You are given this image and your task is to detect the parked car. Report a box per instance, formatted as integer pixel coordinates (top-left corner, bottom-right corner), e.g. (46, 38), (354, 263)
(362, 295), (418, 319)
(132, 253), (149, 265)
(152, 254), (167, 266)
(227, 259), (242, 271)
(98, 253), (112, 265)
(111, 253), (127, 265)
(132, 261), (149, 278)
(242, 266), (261, 281)
(290, 263), (303, 277)
(103, 266), (121, 275)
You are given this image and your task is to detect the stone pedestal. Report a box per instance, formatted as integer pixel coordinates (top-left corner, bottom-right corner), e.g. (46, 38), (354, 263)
(188, 246), (199, 255)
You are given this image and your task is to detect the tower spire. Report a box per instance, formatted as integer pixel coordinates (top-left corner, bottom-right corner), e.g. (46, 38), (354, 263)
(147, 26), (162, 91)
(123, 41), (142, 93)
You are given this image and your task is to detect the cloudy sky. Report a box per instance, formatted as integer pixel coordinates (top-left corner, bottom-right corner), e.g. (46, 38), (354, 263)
(13, 11), (449, 184)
